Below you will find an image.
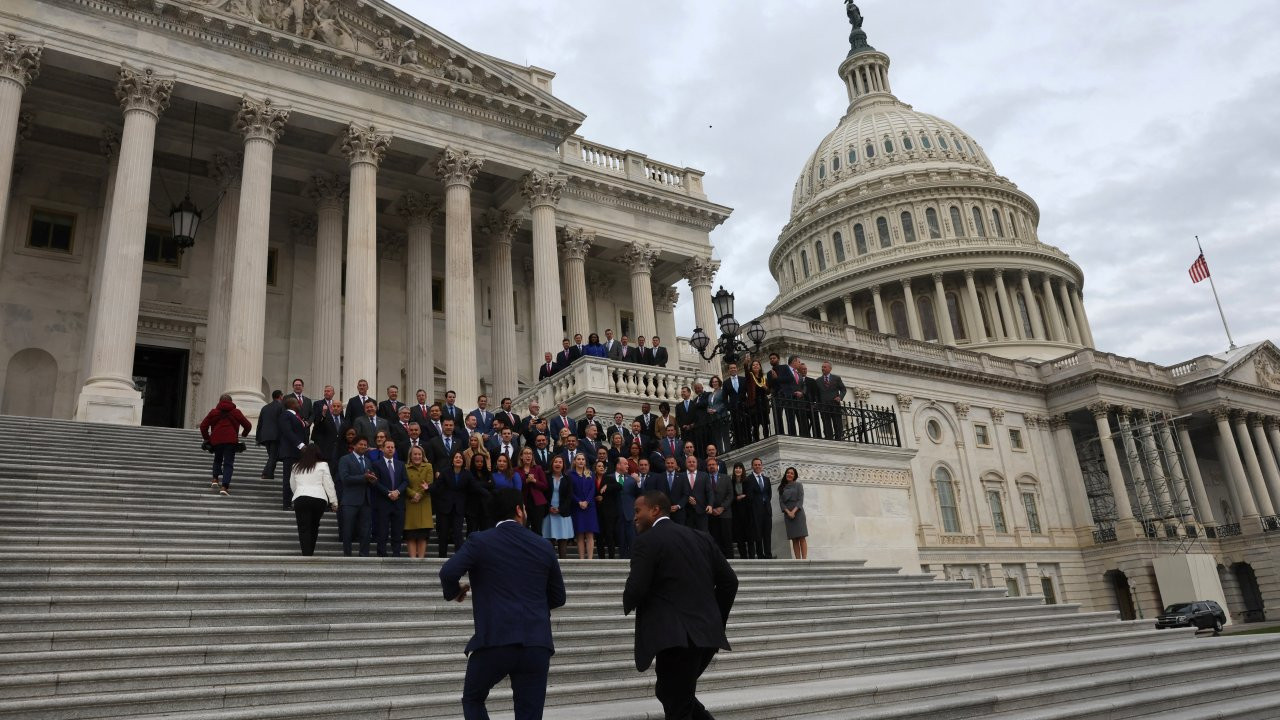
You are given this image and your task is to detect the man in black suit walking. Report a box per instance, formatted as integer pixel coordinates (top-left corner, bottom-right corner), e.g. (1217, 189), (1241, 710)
(277, 395), (309, 511)
(624, 491), (738, 720)
(256, 390), (284, 480)
(441, 489), (566, 720)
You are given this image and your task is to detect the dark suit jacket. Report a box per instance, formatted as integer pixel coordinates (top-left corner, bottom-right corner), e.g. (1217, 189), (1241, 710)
(707, 471), (733, 518)
(377, 399), (406, 424)
(276, 410), (308, 460)
(468, 409), (495, 435)
(555, 349), (574, 370)
(387, 421), (412, 461)
(636, 346), (653, 366)
(409, 404), (434, 427)
(816, 373), (847, 405)
(671, 470), (710, 518)
(722, 376), (745, 409)
(744, 472), (772, 516)
(622, 518), (738, 671)
(431, 468), (476, 516)
(255, 401), (281, 444)
(310, 411), (343, 460)
(425, 435), (465, 472)
(651, 346), (669, 367)
(345, 395), (374, 424)
(803, 377), (821, 403)
(440, 404), (465, 426)
(675, 399), (696, 438)
(538, 362), (558, 380)
(548, 415), (577, 441)
(637, 471), (671, 499)
(337, 451), (373, 507)
(615, 345), (639, 363)
(369, 454), (408, 508)
(635, 413), (658, 438)
(577, 418), (604, 441)
(440, 521), (567, 654)
(288, 393), (313, 422)
(353, 415), (389, 445)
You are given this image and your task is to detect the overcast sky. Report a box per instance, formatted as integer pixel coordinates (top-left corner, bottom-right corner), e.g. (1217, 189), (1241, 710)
(399, 0), (1280, 365)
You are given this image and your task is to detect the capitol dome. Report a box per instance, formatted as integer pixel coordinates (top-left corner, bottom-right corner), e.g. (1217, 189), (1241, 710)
(768, 8), (1094, 362)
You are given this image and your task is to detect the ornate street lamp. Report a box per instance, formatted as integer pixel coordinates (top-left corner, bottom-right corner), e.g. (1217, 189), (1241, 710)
(691, 285), (766, 366)
(169, 101), (203, 253)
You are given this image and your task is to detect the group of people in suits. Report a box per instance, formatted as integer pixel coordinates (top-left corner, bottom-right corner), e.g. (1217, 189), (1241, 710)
(540, 329), (670, 380)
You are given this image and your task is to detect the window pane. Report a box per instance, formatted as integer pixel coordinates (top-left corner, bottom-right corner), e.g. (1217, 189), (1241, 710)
(800, 250), (809, 277)
(876, 217), (891, 248)
(1005, 578), (1021, 597)
(143, 227), (179, 266)
(1041, 577), (1057, 604)
(925, 208), (941, 239)
(848, 148), (857, 165)
(901, 212), (917, 243)
(1010, 429), (1024, 450)
(992, 210), (1005, 238)
(972, 206), (987, 237)
(1023, 492), (1042, 534)
(833, 232), (846, 262)
(815, 241), (827, 271)
(883, 139), (894, 153)
(865, 308), (879, 333)
(890, 300), (908, 337)
(947, 292), (966, 340)
(949, 206), (964, 237)
(865, 143), (875, 159)
(818, 162), (826, 180)
(920, 133), (932, 149)
(832, 155), (841, 172)
(935, 467), (961, 533)
(1017, 293), (1033, 336)
(854, 224), (868, 254)
(28, 210), (75, 253)
(937, 134), (949, 150)
(903, 135), (914, 151)
(917, 295), (938, 341)
(975, 424), (990, 446)
(988, 490), (1007, 532)
(266, 249), (278, 286)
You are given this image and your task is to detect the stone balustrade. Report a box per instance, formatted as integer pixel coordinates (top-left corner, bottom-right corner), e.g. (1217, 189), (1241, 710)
(514, 356), (704, 415)
(560, 134), (707, 199)
(1036, 348), (1225, 385)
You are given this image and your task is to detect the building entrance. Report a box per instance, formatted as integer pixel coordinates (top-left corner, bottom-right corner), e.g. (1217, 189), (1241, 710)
(132, 345), (188, 428)
(1105, 569), (1137, 620)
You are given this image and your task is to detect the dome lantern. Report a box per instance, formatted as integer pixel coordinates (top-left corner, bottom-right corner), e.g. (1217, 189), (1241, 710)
(839, 2), (893, 109)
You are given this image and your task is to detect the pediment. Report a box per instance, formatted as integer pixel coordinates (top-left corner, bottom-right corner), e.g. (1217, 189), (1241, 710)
(1217, 342), (1280, 389)
(124, 0), (585, 135)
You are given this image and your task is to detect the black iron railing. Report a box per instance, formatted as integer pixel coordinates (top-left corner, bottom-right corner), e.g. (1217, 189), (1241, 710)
(689, 397), (901, 454)
(1218, 523), (1242, 538)
(1092, 526), (1118, 544)
(1260, 515), (1280, 533)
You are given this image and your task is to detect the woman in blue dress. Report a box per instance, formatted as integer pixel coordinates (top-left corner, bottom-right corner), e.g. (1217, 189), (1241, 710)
(542, 455), (575, 559)
(492, 453), (523, 492)
(582, 332), (607, 358)
(569, 452), (600, 559)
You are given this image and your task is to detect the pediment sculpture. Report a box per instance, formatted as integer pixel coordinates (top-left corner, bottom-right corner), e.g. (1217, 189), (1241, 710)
(1255, 354), (1280, 389)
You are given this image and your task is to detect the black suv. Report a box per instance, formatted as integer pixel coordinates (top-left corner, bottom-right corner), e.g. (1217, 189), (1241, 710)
(1155, 601), (1227, 632)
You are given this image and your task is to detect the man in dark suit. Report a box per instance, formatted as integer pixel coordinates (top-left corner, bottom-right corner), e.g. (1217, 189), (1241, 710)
(674, 454), (710, 531)
(773, 355), (805, 436)
(635, 402), (658, 438)
(256, 390), (283, 480)
(310, 384), (338, 425)
(440, 390), (465, 427)
(538, 352), (558, 380)
(420, 403), (445, 440)
(650, 336), (669, 368)
(370, 440), (408, 557)
(642, 457), (674, 499)
(635, 336), (650, 365)
(744, 457), (773, 560)
(579, 424), (600, 461)
(426, 418), (465, 471)
(577, 406), (604, 441)
(799, 363), (821, 439)
(468, 394), (494, 436)
(705, 458), (734, 558)
(722, 362), (747, 448)
(337, 438), (376, 556)
(440, 489), (566, 720)
(601, 328), (618, 358)
(354, 399), (389, 445)
(606, 412), (632, 447)
(618, 459), (645, 559)
(657, 424), (682, 461)
(387, 406), (413, 461)
(309, 400), (345, 470)
(555, 339), (574, 371)
(496, 397), (520, 437)
(344, 378), (373, 425)
(816, 360), (847, 440)
(675, 387), (696, 443)
(377, 385), (405, 424)
(409, 389), (433, 426)
(530, 434), (553, 472)
(430, 452), (472, 558)
(548, 403), (577, 442)
(288, 378), (313, 426)
(487, 426), (521, 465)
(569, 333), (585, 363)
(623, 491), (738, 720)
(277, 396), (309, 511)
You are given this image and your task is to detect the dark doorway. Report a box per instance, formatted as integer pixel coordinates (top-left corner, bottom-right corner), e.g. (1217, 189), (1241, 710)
(1105, 569), (1136, 620)
(132, 345), (188, 428)
(1232, 562), (1266, 623)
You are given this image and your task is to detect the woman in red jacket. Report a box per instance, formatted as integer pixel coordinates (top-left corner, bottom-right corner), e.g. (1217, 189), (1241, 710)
(199, 394), (253, 495)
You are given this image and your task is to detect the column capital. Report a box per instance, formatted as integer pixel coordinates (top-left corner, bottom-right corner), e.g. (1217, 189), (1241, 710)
(841, 293), (854, 303)
(211, 152), (244, 192)
(480, 209), (520, 246)
(963, 268), (976, 279)
(343, 122), (391, 167)
(1248, 413), (1266, 429)
(308, 173), (349, 211)
(683, 256), (719, 288)
(900, 277), (913, 290)
(1231, 408), (1251, 425)
(115, 63), (174, 117)
(396, 190), (439, 227)
(653, 285), (679, 313)
(1048, 414), (1071, 431)
(1087, 401), (1112, 419)
(1209, 404), (1232, 422)
(1265, 416), (1280, 431)
(521, 169), (565, 208)
(289, 211), (317, 242)
(521, 256), (535, 284)
(895, 393), (914, 412)
(438, 146), (484, 187)
(559, 226), (595, 260)
(954, 401), (970, 419)
(99, 127), (121, 162)
(931, 272), (945, 283)
(1019, 268), (1032, 281)
(621, 241), (659, 271)
(1175, 418), (1192, 432)
(990, 407), (1005, 424)
(588, 275), (614, 295)
(0, 34), (43, 88)
(993, 267), (1006, 279)
(234, 95), (290, 144)
(871, 284), (882, 297)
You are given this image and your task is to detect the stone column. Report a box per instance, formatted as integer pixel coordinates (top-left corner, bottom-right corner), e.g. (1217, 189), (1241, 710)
(654, 285), (679, 349)
(1089, 403), (1135, 522)
(223, 96), (290, 415)
(993, 268), (1018, 340)
(202, 152), (242, 408)
(1233, 411), (1276, 518)
(439, 147), (484, 401)
(0, 36), (41, 275)
(522, 170), (566, 371)
(983, 283), (1005, 340)
(1155, 417), (1192, 519)
(817, 305), (829, 322)
(482, 210), (519, 400)
(1212, 406), (1260, 521)
(559, 226), (594, 341)
(1070, 285), (1095, 348)
(931, 273), (954, 345)
(1267, 418), (1280, 500)
(1055, 277), (1082, 345)
(1041, 274), (1066, 342)
(623, 242), (660, 339)
(841, 294), (856, 327)
(871, 285), (887, 333)
(1049, 415), (1096, 532)
(341, 123), (392, 398)
(1175, 419), (1217, 526)
(307, 173), (347, 392)
(1019, 270), (1046, 340)
(900, 278), (923, 340)
(1248, 415), (1280, 515)
(75, 64), (174, 424)
(399, 191), (438, 399)
(80, 128), (122, 393)
(686, 256), (720, 343)
(964, 270), (987, 342)
(1115, 408), (1154, 514)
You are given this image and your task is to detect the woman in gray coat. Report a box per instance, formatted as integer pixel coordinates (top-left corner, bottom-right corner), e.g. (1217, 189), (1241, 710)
(778, 466), (808, 559)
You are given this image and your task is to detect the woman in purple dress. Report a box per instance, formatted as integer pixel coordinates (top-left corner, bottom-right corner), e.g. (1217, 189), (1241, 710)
(569, 452), (599, 559)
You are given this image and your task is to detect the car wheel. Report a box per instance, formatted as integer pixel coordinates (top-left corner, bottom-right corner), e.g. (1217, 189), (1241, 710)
(1213, 620), (1223, 633)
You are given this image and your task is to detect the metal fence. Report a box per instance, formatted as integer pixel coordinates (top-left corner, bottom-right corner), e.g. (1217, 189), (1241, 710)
(688, 397), (901, 454)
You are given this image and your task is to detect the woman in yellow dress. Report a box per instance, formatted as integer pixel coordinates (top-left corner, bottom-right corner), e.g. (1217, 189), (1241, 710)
(403, 444), (435, 559)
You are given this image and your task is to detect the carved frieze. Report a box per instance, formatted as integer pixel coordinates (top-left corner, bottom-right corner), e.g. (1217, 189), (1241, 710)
(1255, 355), (1280, 389)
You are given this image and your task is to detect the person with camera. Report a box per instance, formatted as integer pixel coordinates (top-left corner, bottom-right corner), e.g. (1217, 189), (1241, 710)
(199, 393), (252, 496)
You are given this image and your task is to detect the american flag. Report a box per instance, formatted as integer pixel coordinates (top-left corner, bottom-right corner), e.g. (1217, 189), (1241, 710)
(1189, 254), (1210, 284)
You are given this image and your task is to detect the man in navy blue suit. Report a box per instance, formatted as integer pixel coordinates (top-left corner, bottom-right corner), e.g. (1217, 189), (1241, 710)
(370, 440), (408, 557)
(441, 488), (566, 720)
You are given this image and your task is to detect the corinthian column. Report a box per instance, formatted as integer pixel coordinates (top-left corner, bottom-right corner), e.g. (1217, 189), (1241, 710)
(1041, 273), (1066, 341)
(1089, 402), (1135, 522)
(1212, 406), (1259, 521)
(1056, 277), (1082, 344)
(79, 129), (121, 393)
(308, 174), (348, 391)
(399, 191), (439, 400)
(1019, 270), (1046, 340)
(1233, 411), (1276, 518)
(871, 285), (887, 333)
(993, 268), (1018, 340)
(522, 170), (566, 371)
(964, 270), (987, 342)
(202, 152), (242, 409)
(1175, 419), (1217, 526)
(901, 278), (923, 340)
(222, 97), (290, 416)
(1070, 284), (1095, 348)
(559, 227), (594, 342)
(76, 64), (174, 424)
(932, 273), (954, 345)
(623, 242), (660, 339)
(341, 123), (391, 398)
(439, 148), (484, 401)
(1247, 415), (1280, 515)
(685, 256), (720, 344)
(482, 210), (520, 400)
(0, 35), (41, 275)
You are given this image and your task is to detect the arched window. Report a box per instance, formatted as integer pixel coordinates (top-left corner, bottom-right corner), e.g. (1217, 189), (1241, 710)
(876, 217), (892, 248)
(833, 232), (846, 262)
(917, 295), (939, 341)
(988, 490), (1008, 533)
(832, 155), (841, 172)
(1016, 292), (1033, 337)
(991, 209), (1005, 238)
(949, 206), (965, 237)
(902, 135), (914, 151)
(889, 300), (909, 337)
(815, 241), (827, 271)
(946, 292), (967, 340)
(800, 250), (810, 278)
(854, 224), (869, 254)
(937, 134), (949, 150)
(972, 207), (987, 237)
(817, 161), (826, 180)
(848, 147), (857, 165)
(935, 467), (961, 533)
(864, 308), (879, 333)
(865, 142), (876, 159)
(977, 292), (995, 339)
(920, 133), (932, 149)
(789, 259), (797, 285)
(901, 211), (917, 243)
(883, 138), (894, 154)
(925, 208), (942, 239)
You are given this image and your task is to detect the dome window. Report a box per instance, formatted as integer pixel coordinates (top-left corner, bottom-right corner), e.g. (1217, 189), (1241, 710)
(949, 206), (965, 237)
(902, 135), (914, 151)
(889, 300), (909, 337)
(937, 134), (949, 150)
(917, 295), (939, 341)
(865, 308), (879, 333)
(854, 224), (869, 255)
(947, 292), (967, 340)
(865, 143), (876, 159)
(834, 231), (846, 262)
(920, 133), (932, 150)
(883, 138), (895, 154)
(789, 259), (797, 285)
(815, 241), (827, 271)
(925, 208), (942, 239)
(848, 148), (857, 165)
(800, 250), (810, 277)
(991, 210), (1005, 238)
(901, 211), (917, 243)
(832, 155), (841, 172)
(971, 207), (987, 237)
(876, 217), (892, 248)
(818, 161), (826, 180)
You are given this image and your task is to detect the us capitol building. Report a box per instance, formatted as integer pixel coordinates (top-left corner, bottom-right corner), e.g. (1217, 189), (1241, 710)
(0, 0), (1277, 624)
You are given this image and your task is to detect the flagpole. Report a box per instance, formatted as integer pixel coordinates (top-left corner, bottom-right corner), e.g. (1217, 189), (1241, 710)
(1197, 235), (1237, 351)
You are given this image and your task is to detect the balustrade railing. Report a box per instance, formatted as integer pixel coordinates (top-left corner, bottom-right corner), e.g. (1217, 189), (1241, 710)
(1261, 515), (1280, 533)
(1217, 523), (1242, 538)
(514, 356), (701, 415)
(1092, 526), (1118, 544)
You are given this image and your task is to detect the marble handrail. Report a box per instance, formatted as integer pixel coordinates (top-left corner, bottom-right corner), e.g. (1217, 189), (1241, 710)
(514, 356), (702, 415)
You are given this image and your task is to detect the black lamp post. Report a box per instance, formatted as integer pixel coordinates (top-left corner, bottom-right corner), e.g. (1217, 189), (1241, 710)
(690, 286), (766, 366)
